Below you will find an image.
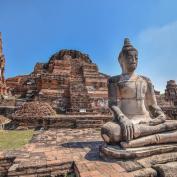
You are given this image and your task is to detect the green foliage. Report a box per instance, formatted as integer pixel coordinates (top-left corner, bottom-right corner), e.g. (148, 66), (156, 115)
(0, 130), (34, 151)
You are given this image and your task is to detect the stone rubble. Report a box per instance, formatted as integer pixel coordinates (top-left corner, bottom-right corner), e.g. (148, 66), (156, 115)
(14, 101), (56, 117)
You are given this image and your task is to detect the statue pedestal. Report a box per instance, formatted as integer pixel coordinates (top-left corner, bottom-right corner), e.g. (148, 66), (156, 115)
(100, 143), (177, 177)
(100, 143), (177, 160)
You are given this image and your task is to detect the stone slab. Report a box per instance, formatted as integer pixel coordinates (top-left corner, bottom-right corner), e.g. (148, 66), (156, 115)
(153, 162), (177, 177)
(0, 129), (133, 177)
(100, 143), (177, 159)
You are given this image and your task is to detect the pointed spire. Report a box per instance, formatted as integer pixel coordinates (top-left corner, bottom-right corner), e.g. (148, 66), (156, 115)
(121, 38), (137, 52)
(123, 38), (133, 49)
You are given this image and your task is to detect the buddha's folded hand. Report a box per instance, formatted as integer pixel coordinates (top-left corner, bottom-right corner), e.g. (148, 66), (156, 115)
(149, 116), (166, 126)
(119, 117), (134, 142)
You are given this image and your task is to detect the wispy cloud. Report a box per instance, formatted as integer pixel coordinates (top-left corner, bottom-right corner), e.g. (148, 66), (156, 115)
(136, 21), (177, 92)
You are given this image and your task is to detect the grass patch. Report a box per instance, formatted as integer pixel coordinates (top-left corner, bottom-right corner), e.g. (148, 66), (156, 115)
(0, 130), (34, 151)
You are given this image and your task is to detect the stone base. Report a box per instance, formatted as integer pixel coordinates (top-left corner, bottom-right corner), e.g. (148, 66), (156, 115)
(100, 143), (177, 177)
(153, 162), (177, 177)
(126, 163), (177, 177)
(100, 143), (177, 159)
(12, 114), (112, 129)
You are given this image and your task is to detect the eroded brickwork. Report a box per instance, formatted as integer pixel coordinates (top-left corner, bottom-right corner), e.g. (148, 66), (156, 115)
(7, 50), (109, 114)
(165, 80), (177, 106)
(0, 33), (9, 97)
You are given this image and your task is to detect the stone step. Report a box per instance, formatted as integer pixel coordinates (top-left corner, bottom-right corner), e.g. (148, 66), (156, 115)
(76, 119), (103, 124)
(8, 162), (73, 177)
(70, 92), (88, 95)
(70, 100), (91, 103)
(76, 116), (109, 120)
(76, 123), (102, 128)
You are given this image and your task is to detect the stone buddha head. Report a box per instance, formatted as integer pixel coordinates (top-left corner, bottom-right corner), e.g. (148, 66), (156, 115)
(118, 38), (138, 74)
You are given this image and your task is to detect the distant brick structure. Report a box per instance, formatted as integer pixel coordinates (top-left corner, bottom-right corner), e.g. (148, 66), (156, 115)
(165, 80), (177, 106)
(7, 50), (109, 114)
(154, 80), (177, 119)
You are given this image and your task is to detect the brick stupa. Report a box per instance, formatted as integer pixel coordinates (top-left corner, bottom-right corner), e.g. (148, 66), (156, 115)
(7, 50), (110, 114)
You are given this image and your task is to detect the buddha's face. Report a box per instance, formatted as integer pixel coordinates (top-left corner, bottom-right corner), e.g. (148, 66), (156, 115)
(122, 50), (138, 73)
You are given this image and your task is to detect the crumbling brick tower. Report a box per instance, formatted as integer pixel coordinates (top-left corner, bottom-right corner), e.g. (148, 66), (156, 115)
(0, 32), (8, 97)
(44, 50), (109, 113)
(0, 33), (2, 55)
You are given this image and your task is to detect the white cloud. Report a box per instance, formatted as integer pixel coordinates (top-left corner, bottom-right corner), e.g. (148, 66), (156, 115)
(136, 21), (177, 92)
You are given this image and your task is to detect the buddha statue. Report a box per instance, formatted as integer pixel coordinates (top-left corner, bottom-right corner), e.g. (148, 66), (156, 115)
(101, 38), (177, 148)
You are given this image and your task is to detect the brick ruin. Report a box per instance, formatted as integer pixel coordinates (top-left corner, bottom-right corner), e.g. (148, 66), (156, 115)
(2, 30), (177, 124)
(2, 35), (177, 177)
(155, 80), (177, 119)
(165, 80), (177, 106)
(6, 47), (177, 121)
(0, 32), (9, 98)
(7, 50), (109, 114)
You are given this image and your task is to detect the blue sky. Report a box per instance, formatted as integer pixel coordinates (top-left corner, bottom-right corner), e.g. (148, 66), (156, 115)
(0, 0), (177, 92)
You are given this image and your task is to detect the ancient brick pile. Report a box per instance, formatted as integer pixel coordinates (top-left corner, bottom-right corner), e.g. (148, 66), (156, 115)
(7, 50), (109, 114)
(14, 101), (56, 117)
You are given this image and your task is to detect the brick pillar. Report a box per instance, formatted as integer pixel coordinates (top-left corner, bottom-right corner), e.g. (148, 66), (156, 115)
(0, 32), (2, 56)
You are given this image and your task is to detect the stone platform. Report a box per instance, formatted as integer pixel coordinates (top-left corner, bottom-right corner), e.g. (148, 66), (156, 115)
(0, 129), (131, 177)
(1, 128), (177, 177)
(11, 114), (112, 129)
(100, 143), (177, 159)
(100, 143), (177, 177)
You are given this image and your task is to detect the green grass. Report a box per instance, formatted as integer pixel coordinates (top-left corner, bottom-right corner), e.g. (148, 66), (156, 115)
(0, 130), (34, 151)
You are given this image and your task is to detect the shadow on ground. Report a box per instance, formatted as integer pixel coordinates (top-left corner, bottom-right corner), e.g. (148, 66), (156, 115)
(62, 141), (103, 161)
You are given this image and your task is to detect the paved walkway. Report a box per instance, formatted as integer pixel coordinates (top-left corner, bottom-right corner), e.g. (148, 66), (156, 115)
(1, 129), (133, 177)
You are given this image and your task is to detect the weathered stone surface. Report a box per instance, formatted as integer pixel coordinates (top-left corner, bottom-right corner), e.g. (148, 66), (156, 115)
(11, 114), (112, 129)
(153, 162), (177, 177)
(0, 155), (15, 177)
(100, 143), (177, 159)
(0, 32), (10, 97)
(129, 168), (157, 177)
(136, 152), (177, 168)
(101, 38), (177, 147)
(100, 38), (177, 177)
(0, 129), (133, 177)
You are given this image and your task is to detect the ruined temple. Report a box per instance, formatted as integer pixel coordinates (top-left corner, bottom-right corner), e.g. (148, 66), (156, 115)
(7, 50), (109, 114)
(154, 80), (177, 119)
